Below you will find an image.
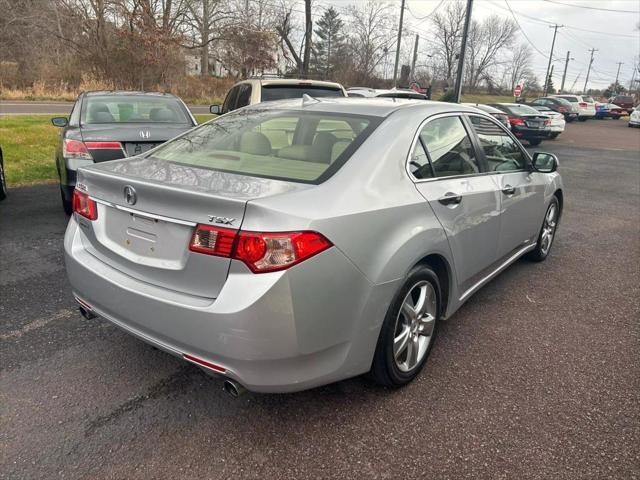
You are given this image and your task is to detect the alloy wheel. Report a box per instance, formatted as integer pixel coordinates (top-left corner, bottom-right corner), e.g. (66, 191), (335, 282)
(393, 280), (437, 372)
(540, 203), (558, 256)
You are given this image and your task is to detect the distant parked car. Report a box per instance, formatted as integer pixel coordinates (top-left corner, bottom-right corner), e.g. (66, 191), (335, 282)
(347, 87), (427, 100)
(629, 107), (640, 127)
(52, 91), (197, 215)
(609, 95), (634, 114)
(528, 97), (578, 122)
(552, 94), (596, 121)
(528, 105), (565, 138)
(462, 103), (510, 128)
(488, 103), (552, 146)
(0, 146), (6, 201)
(211, 77), (347, 115)
(595, 102), (624, 119)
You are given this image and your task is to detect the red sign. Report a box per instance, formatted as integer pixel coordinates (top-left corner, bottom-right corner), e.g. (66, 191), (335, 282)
(514, 85), (522, 97)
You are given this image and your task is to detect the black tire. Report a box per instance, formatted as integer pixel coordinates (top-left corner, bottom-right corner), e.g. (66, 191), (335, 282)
(528, 139), (542, 146)
(370, 265), (441, 388)
(0, 156), (7, 201)
(578, 117), (587, 122)
(549, 133), (559, 139)
(60, 187), (72, 216)
(612, 116), (620, 120)
(566, 117), (575, 123)
(527, 196), (560, 262)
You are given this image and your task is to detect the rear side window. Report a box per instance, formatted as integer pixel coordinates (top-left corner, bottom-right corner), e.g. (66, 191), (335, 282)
(419, 116), (480, 178)
(150, 110), (380, 184)
(261, 85), (344, 102)
(469, 116), (527, 172)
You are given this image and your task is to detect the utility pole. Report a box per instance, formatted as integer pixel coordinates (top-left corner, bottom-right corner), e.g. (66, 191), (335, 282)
(614, 62), (624, 86)
(583, 48), (597, 93)
(392, 0), (406, 87)
(410, 34), (420, 82)
(560, 50), (573, 93)
(547, 64), (555, 93)
(543, 24), (562, 96)
(454, 0), (473, 102)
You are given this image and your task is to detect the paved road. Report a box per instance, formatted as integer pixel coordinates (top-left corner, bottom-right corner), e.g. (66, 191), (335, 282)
(0, 100), (212, 115)
(1, 120), (639, 479)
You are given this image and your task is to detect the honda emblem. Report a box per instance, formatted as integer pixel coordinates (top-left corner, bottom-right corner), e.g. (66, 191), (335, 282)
(139, 130), (151, 139)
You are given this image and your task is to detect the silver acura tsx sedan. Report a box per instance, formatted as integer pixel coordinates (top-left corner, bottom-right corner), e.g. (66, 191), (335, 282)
(65, 97), (563, 394)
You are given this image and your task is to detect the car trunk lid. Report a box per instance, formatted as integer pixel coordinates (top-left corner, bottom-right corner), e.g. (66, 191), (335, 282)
(75, 156), (308, 298)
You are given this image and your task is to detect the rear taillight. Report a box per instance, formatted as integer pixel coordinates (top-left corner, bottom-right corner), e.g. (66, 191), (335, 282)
(63, 139), (92, 161)
(189, 225), (332, 273)
(85, 141), (123, 150)
(544, 119), (551, 125)
(72, 190), (97, 220)
(509, 117), (525, 125)
(579, 102), (587, 108)
(558, 106), (566, 112)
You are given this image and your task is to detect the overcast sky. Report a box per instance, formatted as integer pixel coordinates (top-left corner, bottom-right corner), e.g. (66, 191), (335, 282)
(319, 0), (640, 90)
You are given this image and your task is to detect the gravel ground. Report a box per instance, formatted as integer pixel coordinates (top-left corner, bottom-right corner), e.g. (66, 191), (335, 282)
(1, 119), (638, 480)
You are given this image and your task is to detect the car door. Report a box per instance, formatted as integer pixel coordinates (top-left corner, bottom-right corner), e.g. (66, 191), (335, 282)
(410, 114), (501, 292)
(467, 114), (545, 260)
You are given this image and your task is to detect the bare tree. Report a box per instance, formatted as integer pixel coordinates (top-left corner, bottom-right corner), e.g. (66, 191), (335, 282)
(430, 0), (466, 85)
(347, 0), (395, 83)
(507, 43), (532, 92)
(185, 0), (233, 76)
(465, 15), (516, 89)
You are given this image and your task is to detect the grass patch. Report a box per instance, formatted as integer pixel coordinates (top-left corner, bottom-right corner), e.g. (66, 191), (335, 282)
(0, 114), (217, 186)
(461, 93), (517, 104)
(0, 115), (59, 186)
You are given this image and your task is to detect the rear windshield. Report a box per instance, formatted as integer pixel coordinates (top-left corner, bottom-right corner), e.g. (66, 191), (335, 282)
(261, 85), (344, 102)
(498, 104), (541, 115)
(149, 109), (380, 184)
(581, 96), (594, 103)
(614, 96), (633, 102)
(377, 93), (426, 99)
(83, 95), (190, 124)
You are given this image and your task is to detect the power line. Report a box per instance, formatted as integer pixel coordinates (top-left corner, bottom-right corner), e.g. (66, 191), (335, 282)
(541, 0), (640, 14)
(503, 0), (550, 59)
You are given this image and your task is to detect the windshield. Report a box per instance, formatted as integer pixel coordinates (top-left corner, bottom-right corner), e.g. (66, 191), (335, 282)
(83, 95), (190, 124)
(150, 109), (379, 184)
(261, 85), (344, 102)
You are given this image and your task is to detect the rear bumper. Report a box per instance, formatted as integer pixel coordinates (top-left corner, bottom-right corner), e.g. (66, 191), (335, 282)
(512, 127), (550, 139)
(64, 217), (393, 393)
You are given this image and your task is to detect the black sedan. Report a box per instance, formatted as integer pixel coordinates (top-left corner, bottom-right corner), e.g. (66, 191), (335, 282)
(488, 103), (552, 146)
(528, 97), (579, 122)
(52, 91), (197, 214)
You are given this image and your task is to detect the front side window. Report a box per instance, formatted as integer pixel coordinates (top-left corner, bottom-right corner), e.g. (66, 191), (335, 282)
(150, 109), (379, 183)
(469, 116), (527, 172)
(222, 87), (240, 113)
(236, 85), (252, 108)
(419, 116), (480, 178)
(83, 96), (190, 124)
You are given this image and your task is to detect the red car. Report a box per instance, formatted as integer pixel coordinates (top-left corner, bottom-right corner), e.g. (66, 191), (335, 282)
(609, 95), (635, 114)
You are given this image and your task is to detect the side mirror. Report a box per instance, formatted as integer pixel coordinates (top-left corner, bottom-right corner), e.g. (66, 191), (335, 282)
(51, 117), (68, 127)
(209, 105), (221, 115)
(531, 152), (558, 173)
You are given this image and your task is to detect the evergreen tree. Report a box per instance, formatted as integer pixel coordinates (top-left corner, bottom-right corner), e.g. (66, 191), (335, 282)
(312, 7), (345, 80)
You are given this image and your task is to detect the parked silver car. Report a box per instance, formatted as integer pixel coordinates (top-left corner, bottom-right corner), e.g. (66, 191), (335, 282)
(64, 98), (563, 394)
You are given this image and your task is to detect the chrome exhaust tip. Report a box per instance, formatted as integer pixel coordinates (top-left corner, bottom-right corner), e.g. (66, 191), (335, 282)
(78, 306), (96, 320)
(223, 379), (246, 398)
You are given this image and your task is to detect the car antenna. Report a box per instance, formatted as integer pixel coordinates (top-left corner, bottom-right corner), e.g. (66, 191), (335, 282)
(302, 93), (320, 106)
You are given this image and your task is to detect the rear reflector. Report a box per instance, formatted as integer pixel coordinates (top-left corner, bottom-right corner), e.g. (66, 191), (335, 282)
(509, 117), (525, 125)
(579, 102), (588, 108)
(72, 189), (98, 220)
(183, 354), (226, 373)
(189, 225), (332, 273)
(85, 141), (123, 150)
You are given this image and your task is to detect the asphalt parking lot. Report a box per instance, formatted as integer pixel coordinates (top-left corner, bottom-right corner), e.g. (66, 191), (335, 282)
(1, 119), (639, 479)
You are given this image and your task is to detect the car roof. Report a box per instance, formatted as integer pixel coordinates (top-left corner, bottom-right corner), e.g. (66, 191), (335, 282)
(240, 97), (482, 118)
(83, 91), (179, 98)
(461, 103), (504, 114)
(236, 78), (344, 89)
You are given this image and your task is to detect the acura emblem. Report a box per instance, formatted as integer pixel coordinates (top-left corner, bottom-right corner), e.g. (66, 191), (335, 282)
(139, 130), (151, 139)
(124, 185), (137, 205)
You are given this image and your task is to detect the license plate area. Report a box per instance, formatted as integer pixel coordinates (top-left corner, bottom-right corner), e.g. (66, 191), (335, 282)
(124, 142), (161, 156)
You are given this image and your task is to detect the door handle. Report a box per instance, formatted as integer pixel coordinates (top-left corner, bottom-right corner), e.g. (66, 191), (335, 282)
(438, 192), (462, 206)
(502, 185), (516, 195)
